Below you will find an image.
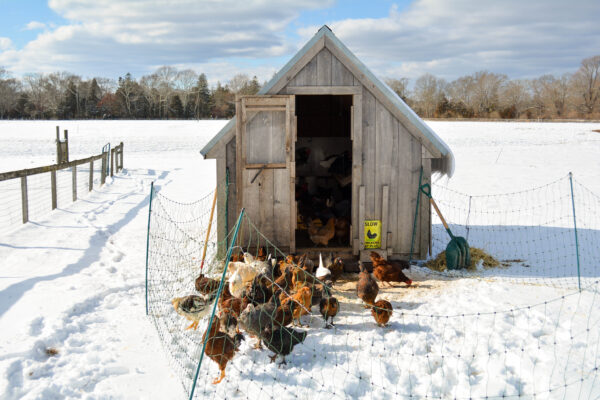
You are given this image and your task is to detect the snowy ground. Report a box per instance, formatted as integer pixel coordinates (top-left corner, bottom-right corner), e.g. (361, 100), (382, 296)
(0, 120), (599, 399)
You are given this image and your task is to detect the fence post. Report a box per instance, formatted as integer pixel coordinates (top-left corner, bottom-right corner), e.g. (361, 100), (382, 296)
(145, 181), (154, 316)
(51, 170), (57, 209)
(89, 160), (93, 191)
(21, 176), (28, 223)
(188, 208), (246, 400)
(101, 154), (106, 185)
(64, 130), (69, 162)
(111, 148), (115, 177)
(56, 126), (61, 163)
(568, 172), (581, 291)
(119, 142), (124, 171)
(72, 165), (77, 202)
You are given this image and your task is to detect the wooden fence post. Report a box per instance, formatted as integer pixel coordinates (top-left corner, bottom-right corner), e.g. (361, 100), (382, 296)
(111, 148), (115, 177)
(72, 165), (77, 202)
(21, 176), (28, 223)
(89, 160), (93, 191)
(51, 170), (57, 209)
(56, 126), (61, 163)
(64, 129), (69, 162)
(101, 153), (106, 185)
(120, 142), (124, 171)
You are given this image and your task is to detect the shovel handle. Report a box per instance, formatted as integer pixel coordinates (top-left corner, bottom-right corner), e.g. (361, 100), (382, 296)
(429, 198), (450, 231)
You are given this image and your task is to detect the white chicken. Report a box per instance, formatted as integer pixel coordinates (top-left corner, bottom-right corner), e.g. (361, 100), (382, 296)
(316, 253), (332, 281)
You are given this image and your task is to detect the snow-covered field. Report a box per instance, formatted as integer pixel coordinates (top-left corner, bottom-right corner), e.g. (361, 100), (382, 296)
(0, 120), (599, 399)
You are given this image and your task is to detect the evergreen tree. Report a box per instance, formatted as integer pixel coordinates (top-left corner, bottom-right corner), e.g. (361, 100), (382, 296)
(87, 78), (101, 118)
(169, 94), (184, 118)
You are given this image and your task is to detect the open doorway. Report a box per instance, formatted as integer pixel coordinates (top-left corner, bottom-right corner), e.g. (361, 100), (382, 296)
(295, 95), (353, 250)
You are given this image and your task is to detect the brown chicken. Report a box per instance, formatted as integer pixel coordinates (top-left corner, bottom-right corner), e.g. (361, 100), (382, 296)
(334, 217), (350, 245)
(371, 299), (393, 327)
(219, 294), (250, 319)
(271, 268), (293, 292)
(327, 257), (344, 283)
(280, 286), (312, 326)
(256, 246), (267, 262)
(202, 315), (245, 384)
(308, 217), (336, 246)
(357, 261), (379, 307)
(370, 252), (412, 287)
(319, 296), (339, 328)
(195, 274), (220, 295)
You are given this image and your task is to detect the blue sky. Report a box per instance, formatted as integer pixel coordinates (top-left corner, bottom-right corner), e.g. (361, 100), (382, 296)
(0, 0), (599, 85)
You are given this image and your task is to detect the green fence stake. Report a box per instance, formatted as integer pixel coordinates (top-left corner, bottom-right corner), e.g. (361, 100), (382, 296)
(188, 208), (245, 400)
(568, 172), (581, 291)
(409, 166), (424, 264)
(145, 181), (154, 315)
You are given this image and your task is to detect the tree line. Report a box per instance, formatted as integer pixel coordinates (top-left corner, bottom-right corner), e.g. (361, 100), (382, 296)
(0, 55), (598, 120)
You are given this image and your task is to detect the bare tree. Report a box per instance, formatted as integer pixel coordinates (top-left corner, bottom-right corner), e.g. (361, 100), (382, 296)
(470, 71), (506, 117)
(174, 69), (198, 113)
(499, 79), (530, 118)
(571, 55), (600, 115)
(228, 74), (251, 94)
(414, 73), (446, 118)
(385, 77), (410, 102)
(0, 68), (20, 118)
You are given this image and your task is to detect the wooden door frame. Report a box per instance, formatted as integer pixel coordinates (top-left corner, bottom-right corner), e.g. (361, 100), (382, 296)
(235, 94), (296, 252)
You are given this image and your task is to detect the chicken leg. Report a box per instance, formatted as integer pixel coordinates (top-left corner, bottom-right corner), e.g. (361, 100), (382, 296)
(186, 320), (199, 330)
(212, 369), (226, 384)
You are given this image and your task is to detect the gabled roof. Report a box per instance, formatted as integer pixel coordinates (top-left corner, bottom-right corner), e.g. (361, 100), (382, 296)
(200, 25), (454, 177)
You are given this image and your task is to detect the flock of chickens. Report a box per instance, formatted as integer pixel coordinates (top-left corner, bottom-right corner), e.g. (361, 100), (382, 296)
(171, 249), (413, 385)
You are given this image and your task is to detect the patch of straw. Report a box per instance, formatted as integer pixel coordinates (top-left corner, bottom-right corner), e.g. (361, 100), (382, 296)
(424, 247), (501, 272)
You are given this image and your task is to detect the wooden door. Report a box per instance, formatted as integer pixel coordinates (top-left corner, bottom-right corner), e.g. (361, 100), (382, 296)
(235, 95), (296, 252)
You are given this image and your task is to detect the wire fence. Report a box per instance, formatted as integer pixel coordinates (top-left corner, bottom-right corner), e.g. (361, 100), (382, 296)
(0, 143), (123, 235)
(146, 175), (600, 399)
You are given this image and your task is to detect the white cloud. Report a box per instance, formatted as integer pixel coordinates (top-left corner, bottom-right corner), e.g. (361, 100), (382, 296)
(24, 21), (47, 31)
(325, 0), (600, 80)
(0, 0), (333, 78)
(0, 37), (13, 51)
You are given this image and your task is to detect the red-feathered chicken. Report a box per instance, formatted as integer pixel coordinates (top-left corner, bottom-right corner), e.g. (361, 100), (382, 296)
(371, 299), (393, 327)
(357, 261), (379, 307)
(202, 315), (244, 384)
(370, 252), (412, 287)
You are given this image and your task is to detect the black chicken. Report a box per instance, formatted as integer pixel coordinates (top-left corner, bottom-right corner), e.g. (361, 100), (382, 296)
(262, 326), (307, 364)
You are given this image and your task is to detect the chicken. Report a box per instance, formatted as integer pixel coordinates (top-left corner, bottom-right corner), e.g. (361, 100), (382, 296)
(219, 309), (239, 336)
(238, 301), (278, 349)
(371, 299), (393, 327)
(262, 326), (307, 365)
(280, 286), (312, 326)
(228, 259), (259, 298)
(308, 217), (336, 246)
(202, 315), (245, 384)
(256, 246), (267, 262)
(218, 293), (250, 319)
(319, 296), (339, 328)
(172, 295), (208, 330)
(195, 274), (220, 296)
(327, 257), (344, 283)
(370, 252), (412, 287)
(334, 217), (350, 245)
(356, 261), (379, 307)
(271, 268), (293, 293)
(315, 253), (332, 281)
(245, 273), (273, 306)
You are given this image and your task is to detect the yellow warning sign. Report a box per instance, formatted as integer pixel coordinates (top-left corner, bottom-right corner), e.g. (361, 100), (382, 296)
(364, 220), (381, 249)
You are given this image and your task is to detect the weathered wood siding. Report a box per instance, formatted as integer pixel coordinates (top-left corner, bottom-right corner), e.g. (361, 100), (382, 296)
(288, 48), (359, 87)
(283, 53), (428, 257)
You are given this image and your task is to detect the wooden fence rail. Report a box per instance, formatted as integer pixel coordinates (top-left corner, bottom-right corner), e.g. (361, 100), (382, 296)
(0, 144), (124, 225)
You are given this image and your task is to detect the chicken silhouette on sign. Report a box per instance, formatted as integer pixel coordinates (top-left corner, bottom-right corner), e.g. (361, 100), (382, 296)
(364, 220), (381, 249)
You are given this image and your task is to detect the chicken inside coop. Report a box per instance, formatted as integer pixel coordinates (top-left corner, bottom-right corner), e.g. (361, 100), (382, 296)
(294, 95), (353, 250)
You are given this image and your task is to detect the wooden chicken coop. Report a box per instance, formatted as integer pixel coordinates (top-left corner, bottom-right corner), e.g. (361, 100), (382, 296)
(200, 25), (454, 263)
